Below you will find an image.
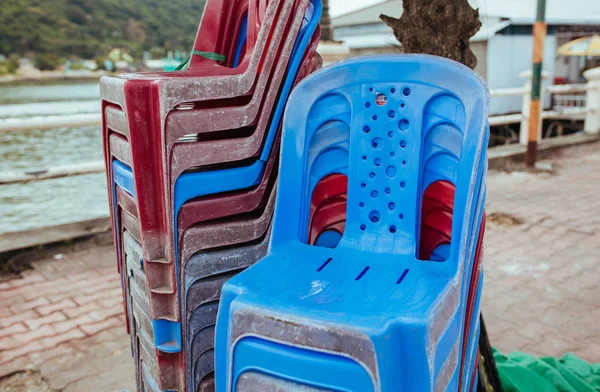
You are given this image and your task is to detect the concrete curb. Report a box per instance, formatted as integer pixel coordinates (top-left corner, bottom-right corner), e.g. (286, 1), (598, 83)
(488, 133), (600, 170)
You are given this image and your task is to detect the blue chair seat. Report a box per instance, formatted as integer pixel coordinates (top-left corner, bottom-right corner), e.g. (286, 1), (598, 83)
(217, 244), (464, 391)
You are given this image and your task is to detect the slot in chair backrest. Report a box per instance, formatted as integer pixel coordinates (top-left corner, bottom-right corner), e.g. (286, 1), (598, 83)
(273, 55), (488, 268)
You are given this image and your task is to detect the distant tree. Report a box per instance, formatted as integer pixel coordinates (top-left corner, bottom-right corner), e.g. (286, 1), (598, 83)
(34, 53), (60, 71)
(70, 62), (87, 70)
(94, 56), (106, 71)
(125, 18), (147, 43)
(380, 0), (481, 69)
(5, 54), (20, 74)
(65, 4), (89, 25)
(0, 0), (206, 60)
(149, 47), (166, 59)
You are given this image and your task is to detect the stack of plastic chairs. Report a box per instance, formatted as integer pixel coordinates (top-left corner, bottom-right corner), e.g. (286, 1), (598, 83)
(100, 0), (322, 390)
(215, 55), (490, 391)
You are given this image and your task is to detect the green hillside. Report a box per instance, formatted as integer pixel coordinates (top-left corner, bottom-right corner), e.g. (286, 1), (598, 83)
(0, 0), (206, 59)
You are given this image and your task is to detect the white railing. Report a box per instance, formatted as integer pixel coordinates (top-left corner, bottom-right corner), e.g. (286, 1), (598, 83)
(1, 67), (600, 184)
(489, 67), (600, 145)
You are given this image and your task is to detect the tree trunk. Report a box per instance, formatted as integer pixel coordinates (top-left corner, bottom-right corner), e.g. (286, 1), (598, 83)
(380, 0), (481, 69)
(319, 0), (335, 42)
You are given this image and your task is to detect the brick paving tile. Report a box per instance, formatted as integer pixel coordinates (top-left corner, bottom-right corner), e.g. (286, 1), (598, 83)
(482, 142), (600, 363)
(80, 316), (123, 336)
(0, 142), (599, 391)
(0, 244), (134, 390)
(0, 310), (38, 329)
(25, 311), (67, 330)
(36, 298), (77, 316)
(0, 322), (27, 339)
(63, 299), (104, 319)
(9, 297), (50, 314)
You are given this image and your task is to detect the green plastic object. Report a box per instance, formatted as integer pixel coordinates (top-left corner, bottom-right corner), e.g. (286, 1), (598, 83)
(494, 349), (600, 392)
(175, 50), (227, 71)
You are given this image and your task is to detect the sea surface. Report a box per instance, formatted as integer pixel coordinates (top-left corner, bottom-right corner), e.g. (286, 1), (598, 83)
(0, 82), (108, 235)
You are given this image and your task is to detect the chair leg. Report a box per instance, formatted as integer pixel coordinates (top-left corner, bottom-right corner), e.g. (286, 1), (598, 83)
(477, 314), (504, 392)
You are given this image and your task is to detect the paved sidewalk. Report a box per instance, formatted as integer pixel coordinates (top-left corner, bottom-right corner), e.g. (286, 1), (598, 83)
(0, 247), (135, 391)
(0, 142), (599, 391)
(481, 142), (600, 362)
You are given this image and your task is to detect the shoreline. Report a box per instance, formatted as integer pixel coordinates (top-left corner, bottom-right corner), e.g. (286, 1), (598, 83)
(0, 72), (108, 86)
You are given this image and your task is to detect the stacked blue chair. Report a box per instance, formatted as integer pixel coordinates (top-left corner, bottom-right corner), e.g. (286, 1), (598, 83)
(215, 54), (490, 391)
(101, 0), (322, 390)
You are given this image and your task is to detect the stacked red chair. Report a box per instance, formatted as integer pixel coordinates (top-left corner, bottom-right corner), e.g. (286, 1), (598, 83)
(100, 0), (322, 390)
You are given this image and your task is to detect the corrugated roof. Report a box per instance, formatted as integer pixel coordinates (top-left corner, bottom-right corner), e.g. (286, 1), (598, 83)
(337, 18), (510, 49)
(482, 0), (600, 25)
(333, 0), (400, 27)
(332, 0), (600, 27)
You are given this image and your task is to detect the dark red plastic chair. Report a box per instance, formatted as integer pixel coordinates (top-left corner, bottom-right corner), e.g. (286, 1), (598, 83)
(101, 0), (308, 333)
(180, 186), (276, 264)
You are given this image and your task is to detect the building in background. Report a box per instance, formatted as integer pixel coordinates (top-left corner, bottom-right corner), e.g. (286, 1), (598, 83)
(331, 0), (600, 115)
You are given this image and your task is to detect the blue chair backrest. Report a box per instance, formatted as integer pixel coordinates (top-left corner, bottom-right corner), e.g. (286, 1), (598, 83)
(272, 55), (488, 267)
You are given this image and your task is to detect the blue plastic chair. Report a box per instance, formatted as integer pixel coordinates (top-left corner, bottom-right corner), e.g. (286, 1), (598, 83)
(232, 13), (248, 68)
(215, 55), (489, 391)
(111, 160), (185, 354)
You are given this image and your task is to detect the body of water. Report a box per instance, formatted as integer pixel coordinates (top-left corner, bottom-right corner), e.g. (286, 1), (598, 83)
(0, 82), (108, 235)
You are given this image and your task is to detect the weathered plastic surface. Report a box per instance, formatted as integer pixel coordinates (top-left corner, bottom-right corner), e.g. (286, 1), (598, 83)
(122, 231), (163, 391)
(111, 166), (185, 390)
(167, 16), (320, 184)
(165, 0), (309, 149)
(106, 1), (289, 247)
(101, 3), (322, 391)
(187, 0), (251, 70)
(177, 137), (279, 235)
(215, 55), (490, 391)
(100, 0), (321, 338)
(118, 209), (180, 392)
(173, 42), (322, 264)
(168, 32), (320, 208)
(236, 372), (330, 391)
(175, 48), (322, 237)
(179, 185), (275, 264)
(183, 235), (269, 391)
(171, 10), (321, 267)
(100, 0), (287, 330)
(118, 207), (189, 392)
(115, 187), (137, 336)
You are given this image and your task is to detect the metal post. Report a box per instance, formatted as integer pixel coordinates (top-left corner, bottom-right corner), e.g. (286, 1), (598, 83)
(526, 0), (547, 167)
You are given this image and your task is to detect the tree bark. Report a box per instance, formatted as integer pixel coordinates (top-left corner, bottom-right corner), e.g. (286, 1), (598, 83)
(319, 0), (335, 42)
(380, 0), (481, 69)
